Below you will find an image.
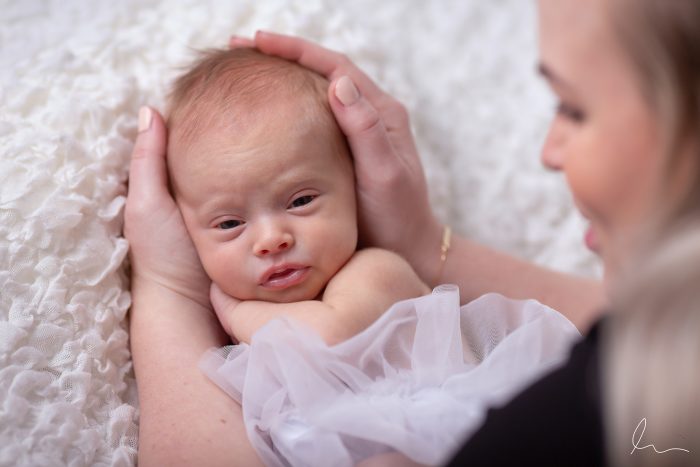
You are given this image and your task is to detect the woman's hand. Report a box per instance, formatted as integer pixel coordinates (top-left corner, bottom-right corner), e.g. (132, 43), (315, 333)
(124, 106), (210, 308)
(247, 32), (444, 283)
(126, 107), (260, 466)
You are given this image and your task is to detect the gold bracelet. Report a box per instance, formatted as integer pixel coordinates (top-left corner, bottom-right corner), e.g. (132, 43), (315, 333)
(436, 225), (451, 285)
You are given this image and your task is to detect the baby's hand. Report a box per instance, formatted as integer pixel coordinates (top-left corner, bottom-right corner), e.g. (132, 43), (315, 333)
(210, 283), (241, 338)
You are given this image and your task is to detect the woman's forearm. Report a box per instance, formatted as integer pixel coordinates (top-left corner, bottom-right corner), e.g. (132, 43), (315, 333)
(130, 279), (262, 467)
(411, 228), (606, 333)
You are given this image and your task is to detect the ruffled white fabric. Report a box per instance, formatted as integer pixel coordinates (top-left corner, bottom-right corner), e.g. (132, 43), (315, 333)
(200, 285), (580, 466)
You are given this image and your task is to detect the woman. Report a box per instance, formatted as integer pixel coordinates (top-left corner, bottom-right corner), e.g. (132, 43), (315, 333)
(126, 0), (699, 465)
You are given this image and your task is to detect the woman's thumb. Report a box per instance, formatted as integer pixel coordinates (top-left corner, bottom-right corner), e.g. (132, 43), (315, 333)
(329, 76), (394, 169)
(128, 106), (169, 202)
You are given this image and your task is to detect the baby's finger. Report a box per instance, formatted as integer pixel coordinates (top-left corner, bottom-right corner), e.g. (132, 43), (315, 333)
(254, 30), (385, 103)
(127, 107), (169, 205)
(210, 283), (235, 312)
(210, 283), (238, 336)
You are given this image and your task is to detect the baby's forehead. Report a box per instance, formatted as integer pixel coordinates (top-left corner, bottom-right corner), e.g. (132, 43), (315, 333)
(171, 104), (348, 183)
(171, 80), (328, 150)
(174, 94), (333, 153)
(171, 123), (353, 214)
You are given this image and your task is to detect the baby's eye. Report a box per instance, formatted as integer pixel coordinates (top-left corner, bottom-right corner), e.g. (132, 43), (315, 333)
(218, 219), (243, 230)
(289, 195), (316, 209)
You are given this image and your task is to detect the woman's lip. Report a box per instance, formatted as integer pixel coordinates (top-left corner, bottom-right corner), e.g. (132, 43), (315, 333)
(260, 266), (310, 290)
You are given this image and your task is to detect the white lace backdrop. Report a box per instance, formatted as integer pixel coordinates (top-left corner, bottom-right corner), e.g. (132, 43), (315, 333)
(0, 1), (600, 465)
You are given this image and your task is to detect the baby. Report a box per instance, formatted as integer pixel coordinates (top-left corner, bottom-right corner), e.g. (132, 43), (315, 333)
(166, 47), (429, 345)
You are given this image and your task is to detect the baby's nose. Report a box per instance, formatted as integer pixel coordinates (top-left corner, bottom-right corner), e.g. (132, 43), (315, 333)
(254, 231), (294, 256)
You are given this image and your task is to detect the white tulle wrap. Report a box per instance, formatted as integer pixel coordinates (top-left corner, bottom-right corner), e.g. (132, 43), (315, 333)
(200, 286), (580, 466)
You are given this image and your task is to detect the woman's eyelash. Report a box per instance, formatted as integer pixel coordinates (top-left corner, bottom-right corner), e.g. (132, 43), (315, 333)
(289, 195), (316, 209)
(556, 102), (586, 122)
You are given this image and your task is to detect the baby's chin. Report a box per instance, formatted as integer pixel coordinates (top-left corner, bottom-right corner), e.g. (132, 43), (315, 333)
(223, 282), (325, 304)
(265, 282), (327, 303)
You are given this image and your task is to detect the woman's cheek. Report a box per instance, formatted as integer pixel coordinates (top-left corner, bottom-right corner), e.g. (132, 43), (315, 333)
(564, 151), (605, 213)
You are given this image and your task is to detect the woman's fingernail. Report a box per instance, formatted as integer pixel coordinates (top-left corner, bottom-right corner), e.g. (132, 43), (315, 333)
(138, 106), (152, 133)
(335, 76), (360, 106)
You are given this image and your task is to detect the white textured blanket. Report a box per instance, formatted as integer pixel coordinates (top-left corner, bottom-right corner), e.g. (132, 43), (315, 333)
(0, 1), (599, 466)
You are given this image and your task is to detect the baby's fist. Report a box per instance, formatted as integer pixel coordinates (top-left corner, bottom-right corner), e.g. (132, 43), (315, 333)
(210, 282), (241, 337)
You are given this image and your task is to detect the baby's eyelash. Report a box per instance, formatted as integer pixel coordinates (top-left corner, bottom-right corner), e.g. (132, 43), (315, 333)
(218, 219), (243, 230)
(289, 194), (317, 209)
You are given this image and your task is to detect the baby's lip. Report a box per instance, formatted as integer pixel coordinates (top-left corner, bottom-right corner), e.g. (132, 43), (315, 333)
(259, 264), (310, 289)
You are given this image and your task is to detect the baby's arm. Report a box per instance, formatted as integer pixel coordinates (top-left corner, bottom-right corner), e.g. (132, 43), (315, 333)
(212, 248), (430, 345)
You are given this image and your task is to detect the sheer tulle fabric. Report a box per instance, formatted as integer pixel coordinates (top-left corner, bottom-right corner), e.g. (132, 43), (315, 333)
(200, 285), (580, 466)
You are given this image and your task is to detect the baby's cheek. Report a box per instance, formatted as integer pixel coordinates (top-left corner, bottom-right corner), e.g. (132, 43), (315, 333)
(207, 251), (257, 301)
(326, 222), (357, 274)
(205, 253), (230, 286)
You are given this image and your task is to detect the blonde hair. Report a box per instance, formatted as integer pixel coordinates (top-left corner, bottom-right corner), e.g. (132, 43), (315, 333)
(604, 222), (700, 466)
(603, 1), (700, 465)
(610, 0), (700, 223)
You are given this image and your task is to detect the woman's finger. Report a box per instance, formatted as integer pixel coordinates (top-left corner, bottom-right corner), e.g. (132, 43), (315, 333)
(254, 30), (385, 103)
(127, 106), (169, 204)
(329, 76), (396, 171)
(228, 35), (255, 49)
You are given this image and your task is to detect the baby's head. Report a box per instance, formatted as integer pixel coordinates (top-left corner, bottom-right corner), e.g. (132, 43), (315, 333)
(166, 48), (357, 303)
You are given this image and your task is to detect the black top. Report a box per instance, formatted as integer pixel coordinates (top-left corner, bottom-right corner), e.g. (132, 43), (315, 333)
(446, 319), (606, 466)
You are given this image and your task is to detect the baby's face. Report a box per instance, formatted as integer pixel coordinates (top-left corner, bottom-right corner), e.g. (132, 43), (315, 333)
(171, 108), (358, 303)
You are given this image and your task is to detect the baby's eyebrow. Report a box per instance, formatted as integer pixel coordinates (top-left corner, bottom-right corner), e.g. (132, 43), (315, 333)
(196, 173), (323, 218)
(197, 197), (242, 218)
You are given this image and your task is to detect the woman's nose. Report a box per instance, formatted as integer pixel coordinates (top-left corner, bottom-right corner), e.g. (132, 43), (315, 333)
(540, 118), (566, 171)
(254, 224), (294, 257)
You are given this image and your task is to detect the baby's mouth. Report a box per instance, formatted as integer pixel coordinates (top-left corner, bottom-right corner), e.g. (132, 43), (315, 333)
(269, 269), (295, 280)
(260, 265), (310, 289)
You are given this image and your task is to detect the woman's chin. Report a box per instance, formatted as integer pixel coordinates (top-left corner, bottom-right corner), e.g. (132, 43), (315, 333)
(601, 249), (630, 297)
